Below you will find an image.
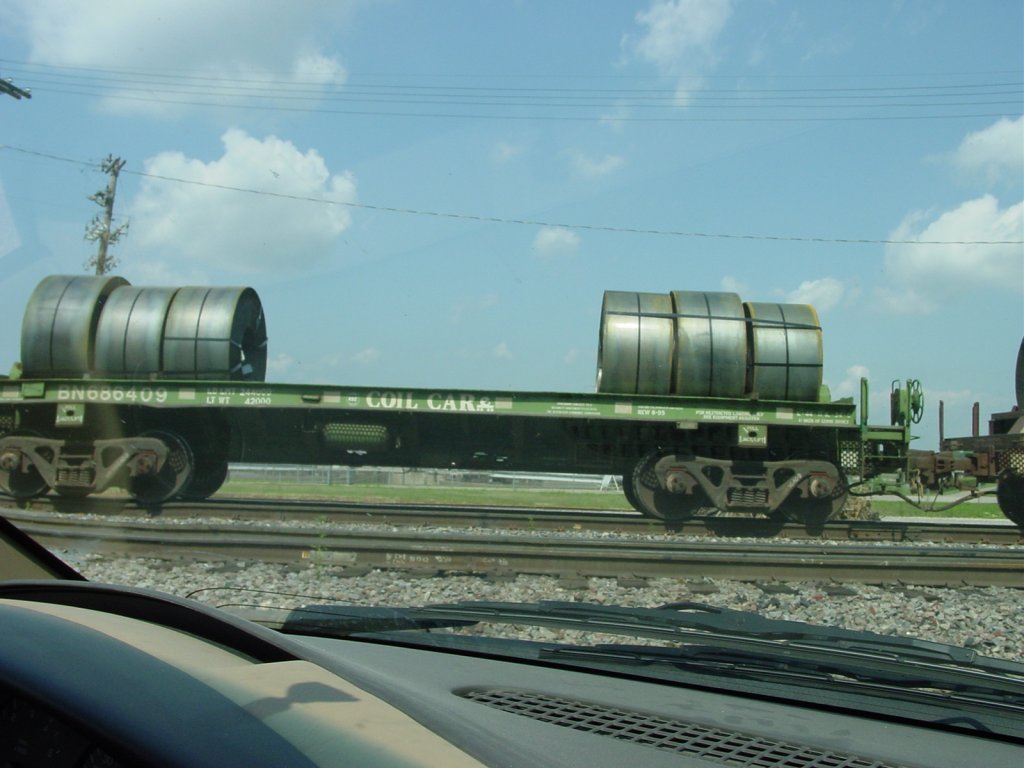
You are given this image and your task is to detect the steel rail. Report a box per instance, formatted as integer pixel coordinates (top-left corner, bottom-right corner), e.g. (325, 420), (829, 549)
(5, 507), (1022, 588)
(3, 494), (1020, 545)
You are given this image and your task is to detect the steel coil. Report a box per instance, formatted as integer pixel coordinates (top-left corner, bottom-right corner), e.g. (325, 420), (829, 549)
(20, 275), (130, 376)
(744, 301), (822, 401)
(94, 286), (179, 377)
(670, 291), (747, 398)
(635, 292), (674, 395)
(597, 292), (638, 393)
(162, 287), (268, 381)
(596, 291), (673, 395)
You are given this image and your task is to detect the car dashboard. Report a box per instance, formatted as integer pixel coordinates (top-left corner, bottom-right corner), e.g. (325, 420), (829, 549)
(1, 578), (1021, 768)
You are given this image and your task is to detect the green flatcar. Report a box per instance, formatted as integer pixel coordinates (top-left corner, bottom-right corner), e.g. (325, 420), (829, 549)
(0, 275), (980, 530)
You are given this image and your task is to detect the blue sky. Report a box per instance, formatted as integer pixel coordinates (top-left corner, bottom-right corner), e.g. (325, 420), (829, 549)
(0, 0), (1021, 448)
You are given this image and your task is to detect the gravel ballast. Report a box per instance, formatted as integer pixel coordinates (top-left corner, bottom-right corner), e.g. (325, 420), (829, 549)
(67, 552), (1024, 663)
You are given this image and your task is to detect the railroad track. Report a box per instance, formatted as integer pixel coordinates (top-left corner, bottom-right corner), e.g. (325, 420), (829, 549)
(3, 494), (1021, 545)
(5, 506), (1022, 589)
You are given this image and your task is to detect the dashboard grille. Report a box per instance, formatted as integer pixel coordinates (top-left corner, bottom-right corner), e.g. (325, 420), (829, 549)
(459, 688), (900, 767)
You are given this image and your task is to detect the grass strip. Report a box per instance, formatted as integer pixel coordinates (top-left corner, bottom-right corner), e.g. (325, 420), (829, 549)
(220, 480), (633, 511)
(220, 481), (1004, 518)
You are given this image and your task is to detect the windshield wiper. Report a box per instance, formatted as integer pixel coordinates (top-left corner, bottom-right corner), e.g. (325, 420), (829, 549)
(273, 599), (1024, 738)
(274, 604), (478, 635)
(279, 599), (1023, 700)
(417, 601), (1023, 698)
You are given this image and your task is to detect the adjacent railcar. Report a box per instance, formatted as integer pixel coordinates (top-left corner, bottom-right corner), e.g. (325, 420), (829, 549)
(906, 338), (1024, 527)
(0, 275), (935, 528)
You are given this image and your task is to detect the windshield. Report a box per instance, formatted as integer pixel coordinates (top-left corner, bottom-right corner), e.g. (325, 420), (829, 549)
(0, 0), (1022, 725)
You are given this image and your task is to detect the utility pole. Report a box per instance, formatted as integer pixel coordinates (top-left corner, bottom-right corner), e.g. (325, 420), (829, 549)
(0, 76), (31, 100)
(85, 155), (128, 275)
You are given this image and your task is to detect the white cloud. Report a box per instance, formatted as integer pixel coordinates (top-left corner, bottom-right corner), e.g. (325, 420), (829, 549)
(491, 142), (524, 163)
(630, 0), (732, 72)
(533, 226), (581, 258)
(599, 105), (631, 133)
(950, 116), (1024, 186)
(125, 260), (210, 286)
(719, 275), (748, 295)
(352, 348), (380, 366)
(832, 364), (870, 399)
(0, 183), (21, 259)
(567, 151), (625, 179)
(786, 277), (844, 312)
(492, 342), (513, 360)
(450, 293), (499, 323)
(128, 129), (356, 274)
(5, 0), (352, 115)
(873, 286), (938, 315)
(880, 195), (1023, 313)
(292, 51), (347, 85)
(626, 0), (732, 105)
(266, 353), (296, 376)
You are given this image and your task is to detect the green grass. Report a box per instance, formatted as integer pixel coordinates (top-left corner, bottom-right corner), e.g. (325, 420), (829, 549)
(867, 499), (1004, 519)
(219, 480), (634, 511)
(219, 480), (1006, 518)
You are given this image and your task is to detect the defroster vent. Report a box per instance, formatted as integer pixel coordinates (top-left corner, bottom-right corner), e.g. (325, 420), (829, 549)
(459, 688), (901, 767)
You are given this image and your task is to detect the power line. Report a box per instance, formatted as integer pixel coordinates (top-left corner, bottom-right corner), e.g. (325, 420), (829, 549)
(6, 62), (1021, 97)
(19, 78), (1023, 108)
(2, 58), (1019, 122)
(16, 87), (1022, 123)
(2, 144), (1021, 246)
(2, 57), (1020, 90)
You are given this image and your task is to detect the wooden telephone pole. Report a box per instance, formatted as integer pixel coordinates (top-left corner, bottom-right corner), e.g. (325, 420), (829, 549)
(0, 76), (32, 100)
(85, 155), (128, 275)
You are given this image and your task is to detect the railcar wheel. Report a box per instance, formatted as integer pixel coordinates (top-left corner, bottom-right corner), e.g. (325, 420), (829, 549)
(129, 431), (194, 506)
(181, 459), (229, 501)
(177, 416), (231, 501)
(0, 432), (50, 500)
(4, 464), (49, 501)
(777, 472), (848, 533)
(996, 471), (1024, 528)
(631, 454), (707, 522)
(621, 474), (643, 513)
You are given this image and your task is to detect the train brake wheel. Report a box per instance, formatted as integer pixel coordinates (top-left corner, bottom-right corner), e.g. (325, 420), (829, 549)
(129, 431), (194, 507)
(631, 454), (706, 523)
(996, 472), (1024, 528)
